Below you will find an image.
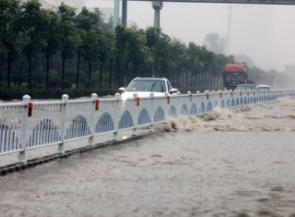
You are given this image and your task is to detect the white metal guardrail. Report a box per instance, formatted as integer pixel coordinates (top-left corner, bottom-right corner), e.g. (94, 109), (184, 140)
(1, 89), (295, 163)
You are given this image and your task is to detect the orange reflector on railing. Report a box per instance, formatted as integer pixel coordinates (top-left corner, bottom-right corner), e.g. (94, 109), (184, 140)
(219, 92), (223, 98)
(95, 99), (100, 111)
(28, 102), (33, 117)
(206, 93), (209, 100)
(136, 97), (140, 107)
(167, 96), (170, 104)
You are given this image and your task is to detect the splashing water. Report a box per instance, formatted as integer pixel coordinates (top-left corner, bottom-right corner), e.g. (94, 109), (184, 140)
(154, 97), (295, 132)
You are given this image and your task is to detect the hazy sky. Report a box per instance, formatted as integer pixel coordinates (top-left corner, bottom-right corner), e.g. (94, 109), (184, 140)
(86, 0), (295, 72)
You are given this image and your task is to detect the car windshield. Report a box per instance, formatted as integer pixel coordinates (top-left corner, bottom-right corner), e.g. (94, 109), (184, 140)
(236, 85), (255, 90)
(256, 86), (271, 90)
(126, 80), (166, 92)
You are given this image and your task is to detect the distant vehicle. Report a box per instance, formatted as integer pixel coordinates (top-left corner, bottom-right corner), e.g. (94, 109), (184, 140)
(118, 77), (179, 99)
(223, 63), (254, 90)
(235, 84), (256, 91)
(255, 84), (272, 91)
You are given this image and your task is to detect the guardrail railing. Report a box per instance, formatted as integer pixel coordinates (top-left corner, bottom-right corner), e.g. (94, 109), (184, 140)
(1, 89), (295, 163)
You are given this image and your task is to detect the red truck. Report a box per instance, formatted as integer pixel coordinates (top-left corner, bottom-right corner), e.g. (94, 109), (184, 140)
(222, 63), (254, 90)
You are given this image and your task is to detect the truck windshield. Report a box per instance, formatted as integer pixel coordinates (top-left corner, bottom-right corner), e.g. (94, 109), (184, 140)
(224, 72), (246, 79)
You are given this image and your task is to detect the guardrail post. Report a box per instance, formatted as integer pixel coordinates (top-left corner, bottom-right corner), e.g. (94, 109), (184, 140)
(187, 91), (192, 102)
(218, 89), (222, 98)
(150, 93), (155, 131)
(113, 93), (121, 141)
(132, 93), (138, 136)
(58, 94), (69, 154)
(177, 91), (181, 118)
(89, 93), (98, 147)
(18, 95), (31, 163)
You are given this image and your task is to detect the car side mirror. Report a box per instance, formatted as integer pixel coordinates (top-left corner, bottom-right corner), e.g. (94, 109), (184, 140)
(170, 88), (178, 94)
(118, 87), (126, 94)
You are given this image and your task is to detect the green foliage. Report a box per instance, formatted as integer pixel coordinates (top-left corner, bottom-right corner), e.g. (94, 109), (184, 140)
(0, 0), (22, 87)
(0, 0), (20, 55)
(19, 0), (48, 58)
(115, 25), (129, 62)
(126, 28), (148, 66)
(75, 7), (99, 31)
(148, 29), (171, 76)
(145, 27), (160, 49)
(42, 9), (60, 56)
(59, 6), (77, 60)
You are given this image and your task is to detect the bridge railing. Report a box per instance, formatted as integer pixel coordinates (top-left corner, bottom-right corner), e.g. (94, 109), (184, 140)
(1, 89), (295, 163)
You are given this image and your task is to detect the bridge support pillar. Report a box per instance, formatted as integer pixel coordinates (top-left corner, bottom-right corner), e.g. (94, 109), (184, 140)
(152, 1), (163, 29)
(122, 0), (128, 26)
(113, 0), (120, 29)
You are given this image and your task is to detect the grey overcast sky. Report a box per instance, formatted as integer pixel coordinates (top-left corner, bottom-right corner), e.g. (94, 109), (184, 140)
(87, 0), (295, 72)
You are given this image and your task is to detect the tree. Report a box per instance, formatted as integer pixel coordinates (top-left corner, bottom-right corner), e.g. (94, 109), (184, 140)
(75, 7), (99, 31)
(92, 8), (105, 30)
(96, 31), (114, 89)
(145, 27), (167, 77)
(125, 28), (148, 81)
(42, 9), (60, 89)
(79, 29), (100, 87)
(150, 30), (171, 78)
(0, 0), (21, 87)
(169, 40), (189, 88)
(104, 31), (116, 89)
(203, 32), (226, 55)
(114, 25), (129, 86)
(187, 42), (205, 89)
(75, 7), (98, 89)
(58, 3), (77, 89)
(18, 0), (48, 88)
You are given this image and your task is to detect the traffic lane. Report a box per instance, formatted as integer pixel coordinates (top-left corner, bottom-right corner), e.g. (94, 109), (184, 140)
(1, 131), (295, 217)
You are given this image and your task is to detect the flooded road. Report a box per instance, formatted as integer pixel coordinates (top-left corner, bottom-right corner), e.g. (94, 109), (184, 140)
(1, 97), (295, 217)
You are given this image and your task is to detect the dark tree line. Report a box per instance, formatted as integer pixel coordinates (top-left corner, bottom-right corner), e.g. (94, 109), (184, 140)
(0, 0), (286, 99)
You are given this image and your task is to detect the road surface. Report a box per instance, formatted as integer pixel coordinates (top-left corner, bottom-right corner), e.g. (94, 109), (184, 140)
(0, 97), (295, 217)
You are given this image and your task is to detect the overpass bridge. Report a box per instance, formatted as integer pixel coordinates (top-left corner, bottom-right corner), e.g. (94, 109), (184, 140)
(114, 0), (295, 28)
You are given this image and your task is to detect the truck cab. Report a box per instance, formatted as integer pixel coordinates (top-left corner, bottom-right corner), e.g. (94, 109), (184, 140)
(223, 64), (251, 90)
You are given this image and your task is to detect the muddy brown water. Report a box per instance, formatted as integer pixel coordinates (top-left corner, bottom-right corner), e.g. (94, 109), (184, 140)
(1, 97), (295, 217)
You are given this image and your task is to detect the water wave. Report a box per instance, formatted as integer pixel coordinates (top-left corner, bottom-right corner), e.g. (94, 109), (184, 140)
(154, 97), (295, 132)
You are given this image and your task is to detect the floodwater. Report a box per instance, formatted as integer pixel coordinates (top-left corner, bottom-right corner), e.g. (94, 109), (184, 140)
(1, 97), (295, 217)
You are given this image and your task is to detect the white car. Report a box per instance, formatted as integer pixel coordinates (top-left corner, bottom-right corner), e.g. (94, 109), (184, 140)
(118, 77), (179, 99)
(235, 84), (256, 91)
(256, 84), (272, 91)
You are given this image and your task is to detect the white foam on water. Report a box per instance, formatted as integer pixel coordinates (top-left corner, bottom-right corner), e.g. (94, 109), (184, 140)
(154, 97), (295, 133)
